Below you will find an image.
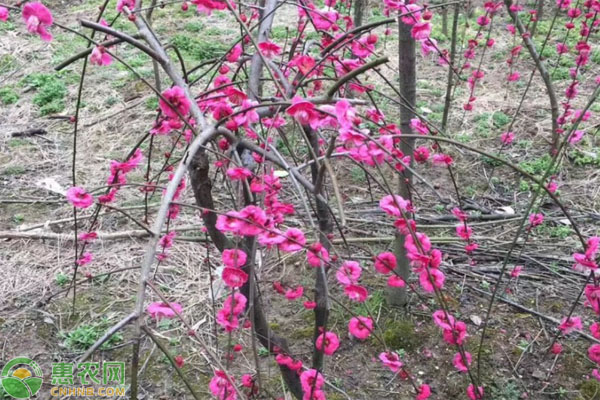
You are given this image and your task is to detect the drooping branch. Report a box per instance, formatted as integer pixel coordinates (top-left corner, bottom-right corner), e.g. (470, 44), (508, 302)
(503, 0), (559, 149)
(80, 20), (164, 62)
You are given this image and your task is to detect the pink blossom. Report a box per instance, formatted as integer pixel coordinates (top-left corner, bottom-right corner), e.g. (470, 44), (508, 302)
(452, 207), (468, 221)
(76, 252), (93, 266)
(410, 118), (429, 135)
(300, 369), (324, 394)
(591, 323), (600, 339)
(224, 292), (247, 314)
(414, 146), (430, 163)
(0, 7), (9, 21)
(216, 309), (239, 332)
(416, 384), (431, 400)
(411, 22), (431, 40)
(344, 284), (368, 302)
(559, 316), (582, 334)
(348, 316), (373, 340)
(419, 268), (445, 292)
(387, 275), (406, 287)
(379, 351), (403, 372)
(529, 213), (544, 227)
(315, 331), (339, 355)
(374, 252), (396, 274)
(226, 167), (252, 180)
(569, 130), (585, 144)
(336, 260), (362, 285)
(116, 0), (135, 12)
(78, 231), (98, 242)
(209, 370), (236, 400)
(159, 86), (190, 119)
(456, 225), (472, 240)
(565, 81), (579, 99)
(290, 54), (316, 75)
(174, 355), (185, 368)
(511, 265), (523, 278)
(286, 97), (320, 129)
(556, 43), (569, 54)
(432, 153), (453, 166)
(222, 249), (247, 268)
(573, 237), (600, 270)
(586, 285), (600, 314)
(240, 374), (253, 388)
(453, 352), (472, 372)
(304, 301), (317, 309)
(379, 194), (411, 217)
(22, 2), (53, 41)
(279, 228), (306, 252)
(307, 242), (330, 267)
(66, 186), (94, 209)
(501, 131), (515, 145)
(237, 205), (267, 236)
(590, 344), (600, 364)
(90, 46), (113, 66)
(467, 384), (484, 400)
(159, 231), (176, 249)
(222, 267), (248, 288)
(192, 0), (227, 15)
(258, 41), (281, 58)
(433, 310), (455, 330)
(351, 35), (377, 57)
(226, 44), (242, 62)
(477, 14), (491, 26)
(551, 342), (563, 354)
(547, 181), (558, 193)
(443, 321), (468, 345)
(421, 38), (437, 56)
(285, 286), (304, 300)
(147, 302), (183, 320)
(216, 211), (242, 233)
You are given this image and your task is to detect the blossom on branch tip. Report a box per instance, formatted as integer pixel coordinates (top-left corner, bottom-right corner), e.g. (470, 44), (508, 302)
(66, 186), (94, 209)
(159, 86), (191, 119)
(22, 2), (53, 41)
(315, 331), (339, 355)
(0, 7), (9, 21)
(379, 351), (402, 372)
(222, 249), (247, 268)
(348, 316), (373, 340)
(147, 302), (183, 320)
(90, 46), (113, 66)
(336, 260), (362, 286)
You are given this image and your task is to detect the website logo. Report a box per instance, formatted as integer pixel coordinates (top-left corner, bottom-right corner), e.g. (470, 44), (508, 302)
(1, 357), (43, 399)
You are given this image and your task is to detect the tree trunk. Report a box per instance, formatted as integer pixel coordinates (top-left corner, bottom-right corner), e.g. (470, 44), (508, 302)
(188, 151), (304, 399)
(441, 6), (448, 37)
(353, 0), (366, 28)
(387, 18), (416, 307)
(305, 126), (333, 371)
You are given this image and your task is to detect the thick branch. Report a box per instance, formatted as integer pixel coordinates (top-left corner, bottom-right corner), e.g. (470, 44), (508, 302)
(188, 151), (304, 399)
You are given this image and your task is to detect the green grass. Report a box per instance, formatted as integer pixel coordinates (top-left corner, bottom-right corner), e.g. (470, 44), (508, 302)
(519, 154), (556, 176)
(21, 73), (68, 115)
(60, 318), (123, 351)
(3, 166), (26, 176)
(551, 66), (570, 81)
(171, 34), (228, 61)
(55, 273), (71, 287)
(0, 87), (19, 105)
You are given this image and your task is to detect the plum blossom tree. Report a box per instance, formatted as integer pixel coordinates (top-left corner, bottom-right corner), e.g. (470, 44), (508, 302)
(4, 0), (600, 397)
